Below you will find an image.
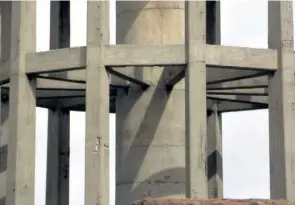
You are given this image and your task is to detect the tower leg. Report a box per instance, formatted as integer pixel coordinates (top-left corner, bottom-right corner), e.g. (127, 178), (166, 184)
(0, 99), (8, 204)
(46, 2), (70, 205)
(268, 1), (295, 201)
(84, 1), (110, 205)
(207, 103), (223, 198)
(0, 3), (10, 203)
(5, 2), (37, 205)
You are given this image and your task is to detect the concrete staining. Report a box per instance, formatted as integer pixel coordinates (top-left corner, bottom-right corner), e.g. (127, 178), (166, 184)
(0, 1), (294, 205)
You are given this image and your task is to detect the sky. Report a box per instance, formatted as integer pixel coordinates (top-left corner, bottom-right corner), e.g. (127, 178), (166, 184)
(34, 0), (271, 205)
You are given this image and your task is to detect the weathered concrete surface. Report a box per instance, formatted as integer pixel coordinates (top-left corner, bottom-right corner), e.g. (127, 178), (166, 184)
(132, 199), (295, 205)
(116, 2), (186, 205)
(84, 1), (110, 205)
(185, 0), (207, 198)
(6, 2), (37, 205)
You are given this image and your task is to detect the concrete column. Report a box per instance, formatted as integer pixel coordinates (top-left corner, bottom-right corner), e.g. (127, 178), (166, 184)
(185, 1), (207, 198)
(0, 4), (10, 204)
(5, 2), (37, 205)
(116, 2), (186, 205)
(46, 109), (70, 205)
(206, 2), (223, 199)
(0, 99), (8, 205)
(85, 1), (109, 205)
(45, 2), (70, 205)
(207, 102), (223, 198)
(268, 1), (295, 201)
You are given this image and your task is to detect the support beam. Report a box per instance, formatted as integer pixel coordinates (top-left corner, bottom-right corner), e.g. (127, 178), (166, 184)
(107, 67), (149, 89)
(165, 68), (185, 90)
(207, 99), (265, 112)
(268, 1), (295, 200)
(112, 66), (269, 89)
(25, 44), (278, 75)
(38, 90), (84, 99)
(6, 2), (37, 205)
(207, 87), (268, 96)
(38, 73), (86, 84)
(105, 44), (184, 67)
(36, 77), (85, 90)
(26, 47), (85, 74)
(185, 1), (207, 198)
(46, 2), (70, 205)
(207, 75), (268, 90)
(207, 94), (268, 105)
(205, 45), (278, 71)
(85, 1), (109, 205)
(207, 67), (268, 85)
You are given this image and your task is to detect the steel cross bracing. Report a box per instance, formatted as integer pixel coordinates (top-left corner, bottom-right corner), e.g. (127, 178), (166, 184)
(0, 1), (275, 113)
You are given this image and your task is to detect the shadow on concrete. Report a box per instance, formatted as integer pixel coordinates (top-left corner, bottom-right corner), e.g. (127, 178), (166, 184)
(116, 69), (185, 205)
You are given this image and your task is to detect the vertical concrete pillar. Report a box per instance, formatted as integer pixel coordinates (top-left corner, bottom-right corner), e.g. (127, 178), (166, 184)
(46, 2), (70, 205)
(0, 4), (10, 204)
(46, 109), (70, 205)
(5, 2), (37, 205)
(268, 1), (295, 201)
(0, 99), (8, 205)
(185, 1), (207, 198)
(206, 2), (223, 199)
(207, 102), (223, 198)
(116, 2), (186, 205)
(85, 1), (109, 205)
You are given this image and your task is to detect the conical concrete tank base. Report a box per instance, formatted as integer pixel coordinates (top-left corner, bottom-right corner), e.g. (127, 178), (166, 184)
(115, 2), (186, 205)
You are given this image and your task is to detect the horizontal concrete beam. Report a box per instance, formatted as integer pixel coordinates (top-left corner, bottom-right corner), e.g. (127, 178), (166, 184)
(36, 90), (84, 99)
(38, 96), (265, 113)
(26, 47), (86, 74)
(25, 44), (278, 75)
(1, 86), (84, 99)
(207, 87), (268, 96)
(207, 75), (268, 89)
(207, 98), (265, 112)
(206, 45), (278, 71)
(36, 93), (267, 112)
(2, 78), (85, 90)
(61, 69), (268, 89)
(206, 67), (268, 84)
(105, 44), (184, 66)
(207, 94), (268, 105)
(37, 77), (85, 90)
(36, 97), (85, 110)
(39, 72), (86, 83)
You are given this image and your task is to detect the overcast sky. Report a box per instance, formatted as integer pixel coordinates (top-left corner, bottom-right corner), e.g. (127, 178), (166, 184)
(34, 0), (272, 205)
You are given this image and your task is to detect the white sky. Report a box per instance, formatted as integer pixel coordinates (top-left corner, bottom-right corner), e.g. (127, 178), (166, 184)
(35, 0), (272, 205)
